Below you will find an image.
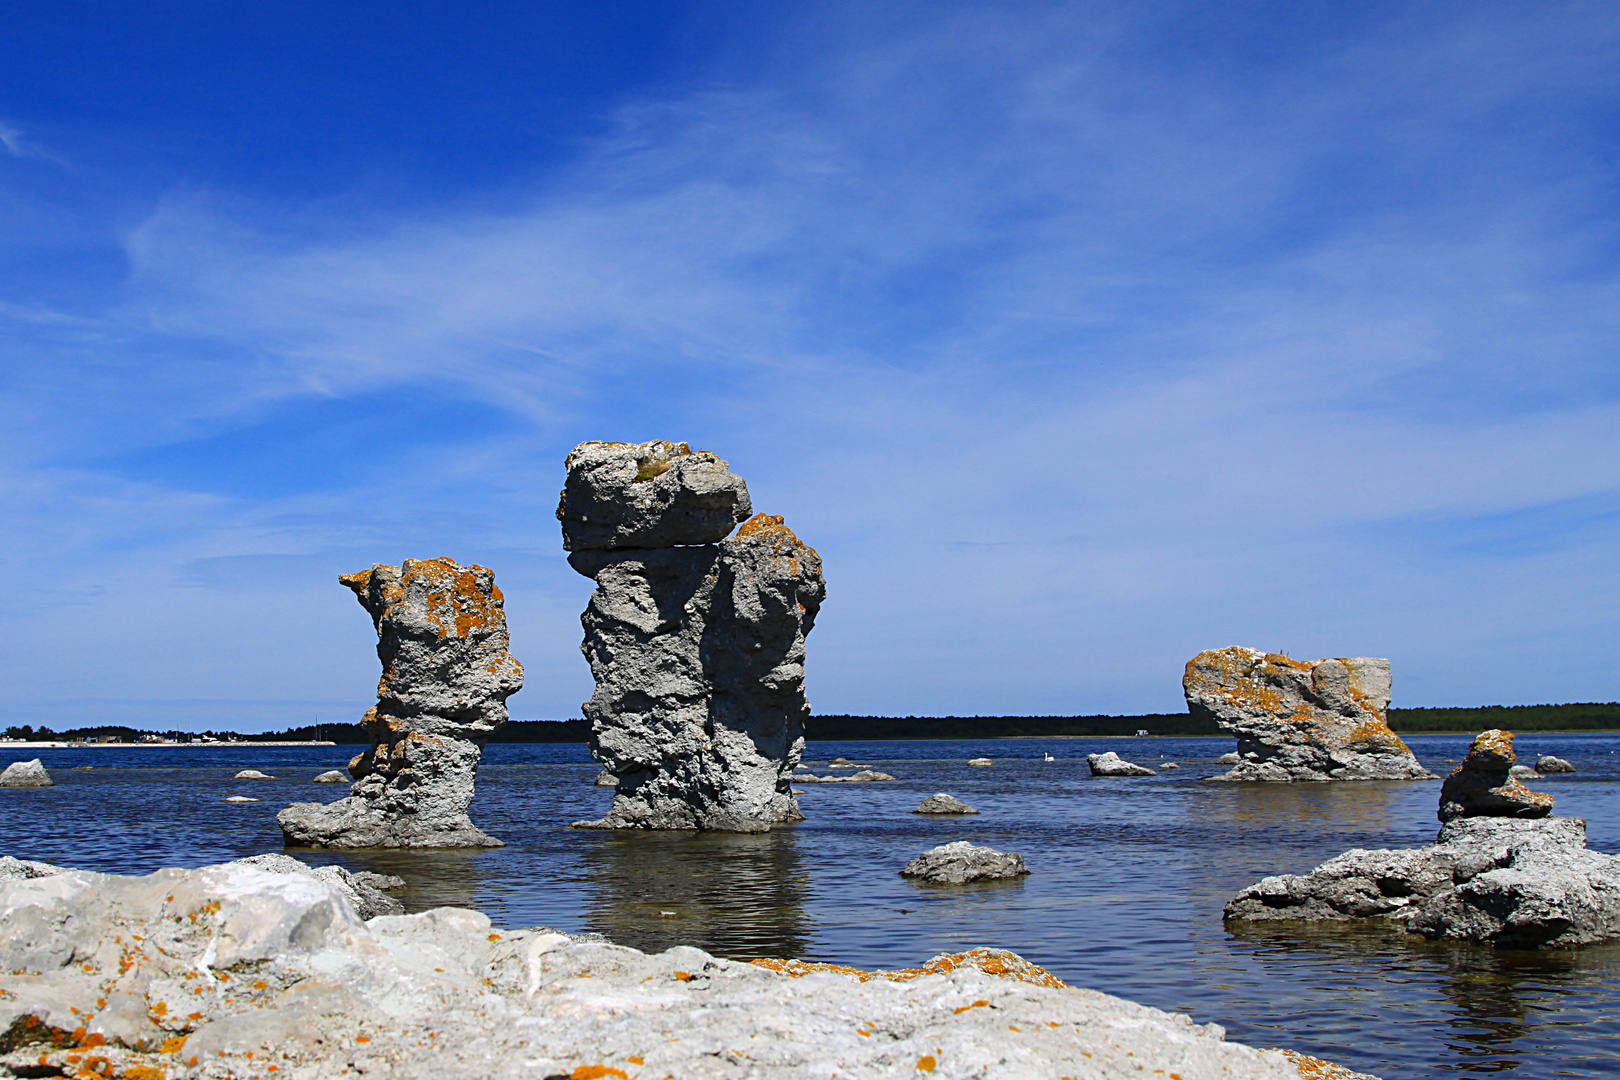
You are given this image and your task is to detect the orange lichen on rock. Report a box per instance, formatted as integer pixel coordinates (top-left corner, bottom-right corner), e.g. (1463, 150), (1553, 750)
(752, 949), (1067, 989)
(570, 1067), (629, 1080)
(1270, 1047), (1378, 1079)
(1438, 729), (1555, 822)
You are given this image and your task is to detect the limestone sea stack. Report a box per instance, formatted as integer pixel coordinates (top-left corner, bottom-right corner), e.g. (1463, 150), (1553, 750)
(1226, 730), (1620, 948)
(278, 557), (523, 848)
(1184, 647), (1434, 782)
(562, 441), (824, 832)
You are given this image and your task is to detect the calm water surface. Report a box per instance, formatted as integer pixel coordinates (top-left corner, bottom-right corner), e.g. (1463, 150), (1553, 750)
(3, 733), (1618, 1079)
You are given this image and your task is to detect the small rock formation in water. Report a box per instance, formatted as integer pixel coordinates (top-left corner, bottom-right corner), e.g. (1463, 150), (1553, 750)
(1226, 730), (1620, 948)
(562, 441), (824, 833)
(1087, 751), (1157, 777)
(1438, 729), (1554, 821)
(278, 557), (523, 848)
(234, 769), (274, 780)
(313, 769), (349, 783)
(0, 859), (1343, 1080)
(1217, 751), (1241, 764)
(914, 793), (979, 815)
(223, 796), (259, 803)
(1184, 646), (1435, 782)
(1538, 755), (1577, 773)
(967, 757), (994, 767)
(0, 759), (52, 787)
(901, 841), (1030, 884)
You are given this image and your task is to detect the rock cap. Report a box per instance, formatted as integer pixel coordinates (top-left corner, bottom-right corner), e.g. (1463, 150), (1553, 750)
(1438, 729), (1555, 822)
(558, 440), (752, 551)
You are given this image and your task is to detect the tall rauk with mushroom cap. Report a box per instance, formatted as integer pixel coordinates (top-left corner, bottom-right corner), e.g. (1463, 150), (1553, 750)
(561, 440), (824, 831)
(278, 557), (523, 847)
(1184, 646), (1434, 781)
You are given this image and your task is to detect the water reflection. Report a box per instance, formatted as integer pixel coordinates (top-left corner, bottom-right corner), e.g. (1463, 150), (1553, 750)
(301, 847), (507, 914)
(574, 828), (812, 959)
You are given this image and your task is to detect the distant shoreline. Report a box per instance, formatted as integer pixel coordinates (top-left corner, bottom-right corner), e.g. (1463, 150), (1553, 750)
(0, 741), (337, 749)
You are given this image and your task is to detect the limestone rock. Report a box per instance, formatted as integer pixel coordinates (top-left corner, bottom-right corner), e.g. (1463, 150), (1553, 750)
(0, 759), (52, 787)
(1160, 762), (1182, 769)
(557, 440), (752, 551)
(0, 860), (1328, 1080)
(313, 769), (350, 783)
(967, 757), (994, 766)
(1538, 755), (1576, 773)
(235, 769), (275, 779)
(592, 768), (618, 786)
(1226, 816), (1620, 948)
(1508, 764), (1541, 781)
(568, 459), (824, 832)
(1185, 647), (1434, 782)
(0, 855), (67, 880)
(915, 793), (979, 815)
(901, 841), (1030, 884)
(1217, 752), (1242, 764)
(1438, 729), (1554, 822)
(1087, 751), (1156, 777)
(229, 853), (405, 919)
(224, 796), (260, 803)
(279, 557), (523, 848)
(847, 769), (897, 782)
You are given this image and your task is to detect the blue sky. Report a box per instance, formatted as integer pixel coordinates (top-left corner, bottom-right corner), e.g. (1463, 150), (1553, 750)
(3, 1), (1618, 730)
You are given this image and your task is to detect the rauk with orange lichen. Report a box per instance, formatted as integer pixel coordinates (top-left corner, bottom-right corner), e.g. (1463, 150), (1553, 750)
(278, 557), (523, 848)
(1184, 647), (1433, 782)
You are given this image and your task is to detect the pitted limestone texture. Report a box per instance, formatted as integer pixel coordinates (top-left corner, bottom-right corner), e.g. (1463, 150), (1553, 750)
(278, 557), (523, 848)
(1438, 729), (1555, 823)
(558, 440), (752, 551)
(1185, 647), (1434, 782)
(570, 508), (824, 832)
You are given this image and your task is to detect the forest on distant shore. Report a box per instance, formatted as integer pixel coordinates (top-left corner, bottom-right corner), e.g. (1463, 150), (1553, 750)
(8, 702), (1617, 744)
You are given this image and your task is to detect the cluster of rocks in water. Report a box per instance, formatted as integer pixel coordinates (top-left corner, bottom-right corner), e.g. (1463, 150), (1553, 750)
(560, 441), (825, 833)
(1227, 730), (1620, 948)
(0, 856), (1348, 1080)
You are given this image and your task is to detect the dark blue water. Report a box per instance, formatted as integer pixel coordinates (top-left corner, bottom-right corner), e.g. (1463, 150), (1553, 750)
(4, 733), (1618, 1079)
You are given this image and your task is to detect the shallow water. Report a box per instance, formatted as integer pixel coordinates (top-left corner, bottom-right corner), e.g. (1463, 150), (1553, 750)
(4, 732), (1619, 1078)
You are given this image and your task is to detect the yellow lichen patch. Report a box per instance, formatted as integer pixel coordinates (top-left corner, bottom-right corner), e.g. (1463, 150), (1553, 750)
(916, 1055), (937, 1072)
(571, 1067), (630, 1080)
(123, 1067), (167, 1080)
(159, 1035), (187, 1054)
(752, 949), (1066, 989)
(1269, 1048), (1373, 1079)
(953, 999), (990, 1014)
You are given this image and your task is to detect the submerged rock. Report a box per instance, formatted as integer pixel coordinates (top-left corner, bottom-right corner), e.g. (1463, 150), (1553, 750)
(312, 769), (349, 783)
(0, 759), (52, 787)
(278, 557), (524, 848)
(847, 769), (897, 782)
(566, 442), (823, 833)
(1438, 729), (1554, 822)
(1185, 647), (1434, 782)
(915, 793), (979, 815)
(0, 860), (1332, 1080)
(234, 769), (275, 780)
(1087, 751), (1156, 777)
(901, 841), (1030, 884)
(1538, 755), (1577, 774)
(967, 757), (994, 767)
(1228, 731), (1619, 948)
(224, 795), (259, 803)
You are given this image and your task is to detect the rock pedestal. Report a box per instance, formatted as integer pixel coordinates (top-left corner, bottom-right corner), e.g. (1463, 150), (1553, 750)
(1184, 647), (1434, 781)
(561, 441), (823, 832)
(1438, 729), (1554, 822)
(278, 557), (523, 848)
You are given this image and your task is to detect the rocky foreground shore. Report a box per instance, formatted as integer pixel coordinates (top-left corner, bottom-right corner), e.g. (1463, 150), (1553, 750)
(0, 858), (1373, 1079)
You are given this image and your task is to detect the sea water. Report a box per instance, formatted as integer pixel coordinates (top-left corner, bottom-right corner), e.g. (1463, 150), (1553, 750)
(3, 732), (1618, 1078)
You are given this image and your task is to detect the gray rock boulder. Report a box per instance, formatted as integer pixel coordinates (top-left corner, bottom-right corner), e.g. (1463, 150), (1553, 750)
(1217, 751), (1241, 764)
(1185, 647), (1435, 782)
(1508, 764), (1541, 781)
(1438, 729), (1553, 822)
(557, 440), (752, 551)
(967, 757), (994, 766)
(1537, 755), (1576, 773)
(901, 841), (1030, 884)
(0, 759), (52, 787)
(567, 450), (824, 833)
(847, 769), (897, 782)
(224, 795), (260, 803)
(313, 769), (350, 783)
(279, 557), (524, 848)
(915, 793), (979, 815)
(1227, 816), (1620, 948)
(1087, 751), (1156, 776)
(0, 860), (1331, 1080)
(230, 853), (406, 919)
(592, 768), (618, 786)
(234, 769), (275, 779)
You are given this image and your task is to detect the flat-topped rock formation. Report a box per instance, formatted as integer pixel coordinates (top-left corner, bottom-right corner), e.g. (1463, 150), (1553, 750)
(1185, 647), (1434, 782)
(0, 859), (1356, 1080)
(278, 557), (523, 848)
(1227, 730), (1620, 948)
(1438, 729), (1555, 821)
(1087, 751), (1156, 776)
(564, 442), (823, 832)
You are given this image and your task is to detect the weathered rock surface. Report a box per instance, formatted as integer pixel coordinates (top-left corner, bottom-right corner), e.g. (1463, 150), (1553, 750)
(915, 793), (979, 815)
(1538, 755), (1577, 773)
(231, 853), (405, 919)
(901, 841), (1030, 884)
(566, 442), (824, 833)
(1185, 647), (1434, 782)
(235, 769), (275, 780)
(557, 440), (752, 551)
(1226, 816), (1620, 948)
(1087, 751), (1156, 777)
(313, 770), (350, 783)
(1508, 764), (1540, 781)
(1438, 729), (1554, 822)
(0, 855), (67, 880)
(967, 757), (994, 767)
(279, 557), (523, 848)
(0, 758), (52, 787)
(1217, 751), (1242, 764)
(0, 861), (1356, 1080)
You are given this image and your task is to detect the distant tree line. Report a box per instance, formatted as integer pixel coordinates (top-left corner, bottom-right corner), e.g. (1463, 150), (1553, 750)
(1386, 703), (1620, 733)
